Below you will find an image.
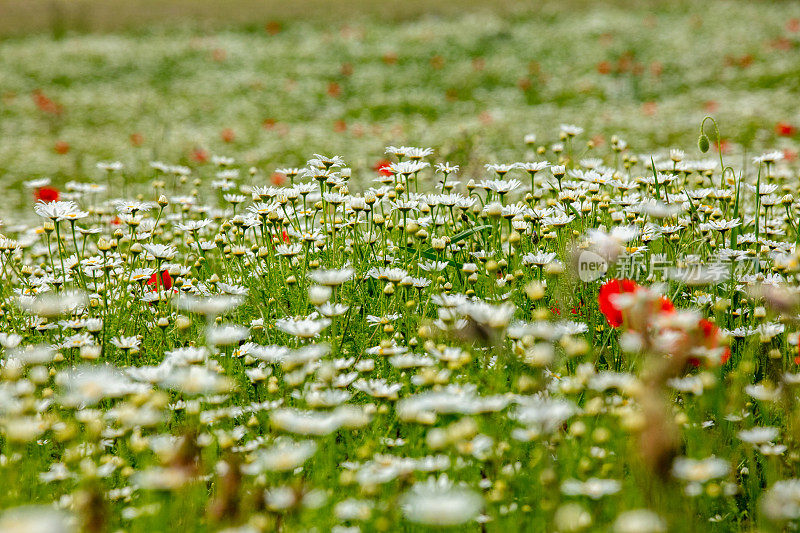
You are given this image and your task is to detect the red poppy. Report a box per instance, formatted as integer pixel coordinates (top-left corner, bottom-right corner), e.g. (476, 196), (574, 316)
(776, 122), (797, 137)
(271, 172), (286, 186)
(738, 54), (753, 68)
(373, 159), (392, 176)
(658, 297), (675, 315)
(191, 148), (209, 163)
(211, 48), (227, 62)
(641, 101), (658, 116)
(516, 78), (532, 92)
(598, 278), (640, 327)
(596, 61), (612, 75)
(54, 140), (70, 154)
(265, 20), (282, 35)
(649, 61), (663, 77)
(130, 132), (144, 147)
(430, 55), (445, 70)
(35, 186), (59, 203)
(32, 90), (63, 115)
(770, 37), (793, 51)
(281, 230), (290, 244)
(147, 270), (173, 291)
(220, 128), (236, 143)
(698, 318), (730, 365)
(327, 82), (341, 98)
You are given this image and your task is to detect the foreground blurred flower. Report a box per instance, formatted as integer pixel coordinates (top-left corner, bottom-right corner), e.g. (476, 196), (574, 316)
(613, 509), (666, 533)
(241, 438), (317, 473)
(671, 456), (729, 483)
(762, 479), (800, 522)
(0, 505), (73, 533)
(400, 476), (482, 526)
(561, 478), (621, 499)
(18, 291), (86, 318)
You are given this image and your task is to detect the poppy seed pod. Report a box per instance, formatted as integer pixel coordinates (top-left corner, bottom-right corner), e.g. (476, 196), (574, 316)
(698, 133), (710, 153)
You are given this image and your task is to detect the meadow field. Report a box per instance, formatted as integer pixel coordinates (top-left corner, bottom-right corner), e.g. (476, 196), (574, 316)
(0, 0), (799, 531)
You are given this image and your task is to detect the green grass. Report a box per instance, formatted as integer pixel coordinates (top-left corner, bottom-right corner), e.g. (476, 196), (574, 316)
(0, 0), (798, 215)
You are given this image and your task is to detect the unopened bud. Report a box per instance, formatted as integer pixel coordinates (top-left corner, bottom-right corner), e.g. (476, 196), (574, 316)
(698, 134), (710, 153)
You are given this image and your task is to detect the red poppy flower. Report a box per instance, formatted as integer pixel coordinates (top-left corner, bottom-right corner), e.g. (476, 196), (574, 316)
(54, 140), (70, 154)
(641, 101), (658, 116)
(221, 128), (236, 143)
(373, 159), (392, 176)
(696, 318), (730, 365)
(211, 48), (227, 62)
(327, 82), (341, 98)
(658, 297), (675, 315)
(598, 279), (640, 327)
(35, 186), (60, 203)
(265, 20), (282, 35)
(282, 230), (290, 244)
(191, 148), (209, 163)
(776, 122), (797, 137)
(32, 90), (63, 115)
(147, 270), (173, 291)
(271, 172), (286, 186)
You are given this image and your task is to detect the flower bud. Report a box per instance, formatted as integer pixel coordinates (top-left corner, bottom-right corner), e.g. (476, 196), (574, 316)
(698, 133), (710, 153)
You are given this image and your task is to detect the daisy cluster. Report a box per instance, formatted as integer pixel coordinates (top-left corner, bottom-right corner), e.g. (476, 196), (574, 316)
(1, 122), (800, 532)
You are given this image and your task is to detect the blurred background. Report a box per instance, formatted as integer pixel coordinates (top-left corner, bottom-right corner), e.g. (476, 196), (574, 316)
(0, 0), (798, 205)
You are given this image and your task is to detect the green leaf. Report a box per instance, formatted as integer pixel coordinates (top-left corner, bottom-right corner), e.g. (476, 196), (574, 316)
(404, 224), (490, 270)
(449, 224), (491, 245)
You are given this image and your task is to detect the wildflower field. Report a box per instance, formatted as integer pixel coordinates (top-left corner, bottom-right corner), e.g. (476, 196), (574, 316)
(2, 1), (800, 531)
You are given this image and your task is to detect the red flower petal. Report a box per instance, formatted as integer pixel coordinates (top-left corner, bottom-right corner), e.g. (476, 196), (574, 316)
(597, 278), (639, 327)
(147, 270), (173, 291)
(35, 186), (60, 203)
